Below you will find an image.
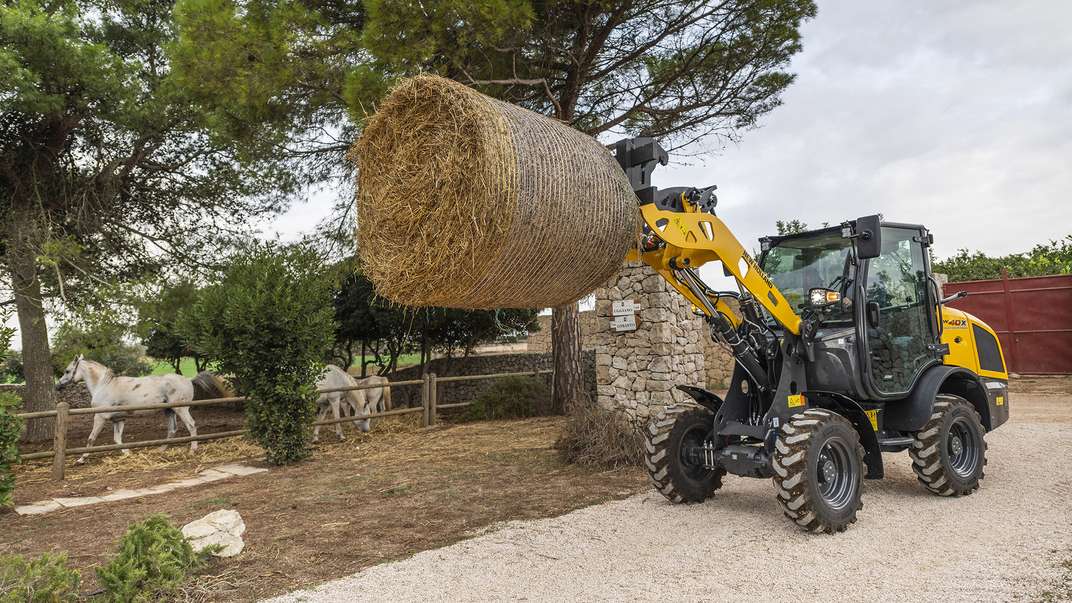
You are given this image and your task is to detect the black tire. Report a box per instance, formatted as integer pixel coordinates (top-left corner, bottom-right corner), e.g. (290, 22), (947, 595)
(910, 394), (987, 496)
(645, 405), (725, 504)
(772, 408), (865, 533)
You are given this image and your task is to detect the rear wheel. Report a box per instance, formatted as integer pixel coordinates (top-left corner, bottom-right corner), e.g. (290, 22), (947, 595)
(645, 405), (725, 503)
(772, 409), (865, 533)
(910, 394), (987, 496)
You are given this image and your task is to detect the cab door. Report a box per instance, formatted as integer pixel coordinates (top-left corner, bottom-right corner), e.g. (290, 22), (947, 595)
(860, 226), (940, 397)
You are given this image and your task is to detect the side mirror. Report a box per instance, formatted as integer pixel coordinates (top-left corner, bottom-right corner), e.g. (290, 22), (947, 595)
(854, 214), (882, 260)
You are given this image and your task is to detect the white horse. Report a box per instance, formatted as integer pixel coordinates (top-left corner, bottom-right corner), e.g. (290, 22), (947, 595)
(312, 365), (391, 442)
(56, 355), (198, 463)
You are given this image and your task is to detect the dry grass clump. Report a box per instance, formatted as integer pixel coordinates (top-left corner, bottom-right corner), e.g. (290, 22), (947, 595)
(555, 400), (645, 469)
(353, 74), (639, 309)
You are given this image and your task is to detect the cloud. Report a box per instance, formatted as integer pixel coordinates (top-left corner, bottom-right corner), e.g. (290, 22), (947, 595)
(275, 1), (1071, 290)
(653, 0), (1072, 287)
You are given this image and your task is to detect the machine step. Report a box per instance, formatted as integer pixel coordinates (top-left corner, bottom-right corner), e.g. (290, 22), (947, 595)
(878, 435), (914, 451)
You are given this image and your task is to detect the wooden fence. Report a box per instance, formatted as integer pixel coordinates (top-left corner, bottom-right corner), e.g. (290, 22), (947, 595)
(14, 369), (553, 481)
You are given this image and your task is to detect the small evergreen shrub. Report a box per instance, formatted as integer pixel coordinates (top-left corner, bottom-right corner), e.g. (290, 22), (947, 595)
(97, 514), (212, 602)
(0, 392), (22, 509)
(555, 400), (644, 469)
(462, 375), (553, 421)
(0, 552), (81, 602)
(180, 243), (335, 464)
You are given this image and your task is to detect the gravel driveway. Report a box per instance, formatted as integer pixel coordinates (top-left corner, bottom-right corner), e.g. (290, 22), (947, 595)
(269, 394), (1072, 602)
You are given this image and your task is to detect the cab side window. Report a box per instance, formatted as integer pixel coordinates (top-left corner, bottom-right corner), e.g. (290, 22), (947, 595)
(864, 228), (934, 394)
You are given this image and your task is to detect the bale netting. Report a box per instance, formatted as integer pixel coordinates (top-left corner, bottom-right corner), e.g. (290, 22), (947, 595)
(353, 75), (640, 309)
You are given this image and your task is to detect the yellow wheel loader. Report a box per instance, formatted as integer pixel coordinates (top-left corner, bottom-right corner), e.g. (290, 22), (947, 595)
(613, 138), (1010, 533)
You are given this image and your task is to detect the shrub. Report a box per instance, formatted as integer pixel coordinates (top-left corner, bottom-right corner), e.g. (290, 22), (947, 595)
(0, 392), (21, 509)
(50, 313), (150, 377)
(0, 552), (81, 602)
(97, 514), (212, 602)
(0, 350), (21, 384)
(181, 243), (335, 464)
(462, 375), (553, 421)
(555, 400), (644, 469)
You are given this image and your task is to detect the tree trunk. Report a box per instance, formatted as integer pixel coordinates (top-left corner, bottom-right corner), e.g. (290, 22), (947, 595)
(551, 302), (584, 414)
(5, 220), (55, 442)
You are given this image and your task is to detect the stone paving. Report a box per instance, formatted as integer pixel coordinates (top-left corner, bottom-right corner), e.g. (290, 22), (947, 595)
(14, 463), (267, 516)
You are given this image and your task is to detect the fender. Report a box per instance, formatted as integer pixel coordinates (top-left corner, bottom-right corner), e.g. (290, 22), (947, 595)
(884, 365), (991, 432)
(676, 385), (724, 414)
(807, 392), (884, 480)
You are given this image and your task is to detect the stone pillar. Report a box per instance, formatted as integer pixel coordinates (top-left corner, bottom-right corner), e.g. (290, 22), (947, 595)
(592, 262), (706, 426)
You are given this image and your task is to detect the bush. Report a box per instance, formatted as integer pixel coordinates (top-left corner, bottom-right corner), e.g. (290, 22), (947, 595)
(97, 514), (212, 602)
(0, 552), (81, 602)
(0, 392), (21, 510)
(0, 350), (21, 384)
(50, 313), (150, 377)
(555, 400), (644, 469)
(462, 375), (553, 421)
(181, 243), (335, 465)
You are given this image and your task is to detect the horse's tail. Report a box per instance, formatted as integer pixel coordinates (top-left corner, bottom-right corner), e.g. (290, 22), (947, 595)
(191, 371), (236, 401)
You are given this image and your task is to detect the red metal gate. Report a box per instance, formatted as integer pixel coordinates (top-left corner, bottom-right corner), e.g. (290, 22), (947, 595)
(944, 272), (1072, 374)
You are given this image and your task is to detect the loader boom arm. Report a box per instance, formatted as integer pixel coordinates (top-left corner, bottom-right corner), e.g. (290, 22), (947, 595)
(628, 197), (803, 336)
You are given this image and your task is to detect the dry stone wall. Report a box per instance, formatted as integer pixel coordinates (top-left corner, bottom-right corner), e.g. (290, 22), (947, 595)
(386, 352), (594, 408)
(590, 262), (708, 425)
(527, 310), (733, 393)
(525, 312), (599, 353)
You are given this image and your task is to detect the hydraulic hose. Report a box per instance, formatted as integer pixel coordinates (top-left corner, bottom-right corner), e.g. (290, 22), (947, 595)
(708, 312), (770, 390)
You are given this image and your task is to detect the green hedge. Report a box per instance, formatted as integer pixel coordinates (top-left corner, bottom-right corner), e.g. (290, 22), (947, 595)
(0, 392), (21, 509)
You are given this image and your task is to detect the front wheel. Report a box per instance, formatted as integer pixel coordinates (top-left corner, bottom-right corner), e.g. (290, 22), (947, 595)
(910, 394), (987, 496)
(645, 405), (725, 503)
(772, 409), (865, 533)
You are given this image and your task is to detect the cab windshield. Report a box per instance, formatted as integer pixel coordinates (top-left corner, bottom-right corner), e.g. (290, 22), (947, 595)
(760, 230), (854, 322)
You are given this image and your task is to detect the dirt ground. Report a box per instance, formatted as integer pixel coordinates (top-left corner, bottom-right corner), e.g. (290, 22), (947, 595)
(272, 385), (1072, 603)
(2, 376), (1068, 601)
(1, 416), (645, 600)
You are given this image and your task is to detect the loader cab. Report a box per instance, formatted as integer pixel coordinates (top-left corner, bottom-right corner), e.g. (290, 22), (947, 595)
(759, 218), (942, 401)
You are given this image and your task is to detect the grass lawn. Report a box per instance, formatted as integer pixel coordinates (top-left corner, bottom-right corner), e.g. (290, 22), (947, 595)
(149, 357), (200, 377)
(151, 354), (424, 378)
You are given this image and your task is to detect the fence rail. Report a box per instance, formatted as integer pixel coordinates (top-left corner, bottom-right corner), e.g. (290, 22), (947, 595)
(14, 368), (552, 480)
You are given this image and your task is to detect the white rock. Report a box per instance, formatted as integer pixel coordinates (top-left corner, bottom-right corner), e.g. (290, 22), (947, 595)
(182, 509), (246, 558)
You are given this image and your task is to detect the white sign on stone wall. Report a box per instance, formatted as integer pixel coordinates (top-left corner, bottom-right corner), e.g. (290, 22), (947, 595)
(612, 299), (639, 332)
(612, 299), (640, 315)
(611, 314), (637, 332)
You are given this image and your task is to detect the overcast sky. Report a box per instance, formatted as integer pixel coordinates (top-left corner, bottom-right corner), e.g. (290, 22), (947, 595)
(15, 1), (1068, 348)
(272, 0), (1072, 284)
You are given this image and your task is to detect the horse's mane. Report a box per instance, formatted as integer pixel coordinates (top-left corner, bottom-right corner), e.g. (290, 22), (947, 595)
(81, 359), (113, 377)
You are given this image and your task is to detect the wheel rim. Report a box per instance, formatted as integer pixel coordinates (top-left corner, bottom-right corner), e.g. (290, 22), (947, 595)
(679, 423), (713, 480)
(948, 417), (981, 477)
(816, 437), (857, 510)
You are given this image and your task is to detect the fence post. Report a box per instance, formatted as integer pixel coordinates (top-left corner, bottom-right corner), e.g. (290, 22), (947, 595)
(421, 373), (431, 427)
(52, 402), (69, 481)
(428, 373), (438, 426)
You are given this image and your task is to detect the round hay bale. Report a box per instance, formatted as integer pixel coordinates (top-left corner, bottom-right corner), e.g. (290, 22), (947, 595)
(353, 75), (639, 309)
